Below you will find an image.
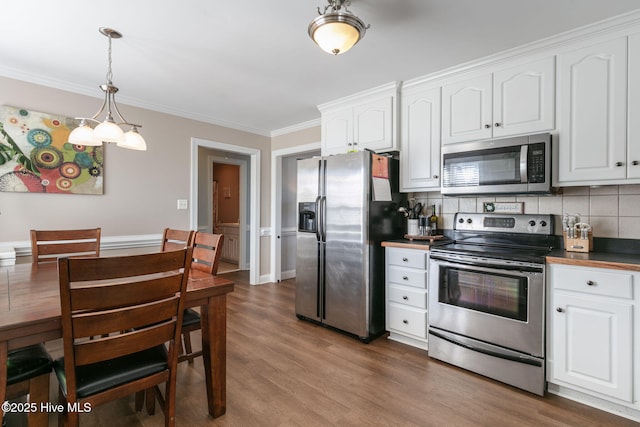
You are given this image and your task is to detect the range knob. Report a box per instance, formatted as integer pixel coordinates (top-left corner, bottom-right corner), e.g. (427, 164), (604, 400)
(466, 218), (473, 224)
(458, 217), (465, 223)
(529, 220), (536, 227)
(540, 220), (547, 227)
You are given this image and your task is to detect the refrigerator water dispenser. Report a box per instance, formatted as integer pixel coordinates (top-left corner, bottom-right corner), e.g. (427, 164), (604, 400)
(298, 202), (317, 233)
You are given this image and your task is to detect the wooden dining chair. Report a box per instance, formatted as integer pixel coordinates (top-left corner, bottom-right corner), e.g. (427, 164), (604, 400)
(161, 228), (194, 252)
(179, 232), (224, 364)
(54, 248), (193, 427)
(30, 228), (101, 263)
(4, 344), (53, 427)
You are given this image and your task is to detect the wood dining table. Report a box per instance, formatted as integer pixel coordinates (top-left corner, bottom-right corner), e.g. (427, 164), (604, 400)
(0, 261), (234, 420)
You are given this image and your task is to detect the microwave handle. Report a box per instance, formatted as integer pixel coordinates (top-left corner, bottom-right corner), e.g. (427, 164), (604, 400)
(520, 145), (528, 183)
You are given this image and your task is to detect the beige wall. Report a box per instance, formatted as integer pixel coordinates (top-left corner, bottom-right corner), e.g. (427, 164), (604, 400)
(0, 77), (273, 269)
(271, 126), (320, 151)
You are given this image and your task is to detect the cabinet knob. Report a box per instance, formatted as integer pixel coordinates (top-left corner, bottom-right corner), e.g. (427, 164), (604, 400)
(433, 175), (438, 179)
(402, 296), (409, 300)
(402, 257), (408, 262)
(494, 123), (501, 127)
(402, 276), (409, 281)
(633, 161), (639, 166)
(484, 124), (491, 129)
(586, 280), (595, 286)
(615, 162), (624, 167)
(403, 320), (409, 324)
(556, 307), (564, 313)
(347, 143), (353, 147)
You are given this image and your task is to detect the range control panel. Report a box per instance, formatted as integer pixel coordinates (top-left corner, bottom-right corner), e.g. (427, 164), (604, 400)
(454, 212), (553, 235)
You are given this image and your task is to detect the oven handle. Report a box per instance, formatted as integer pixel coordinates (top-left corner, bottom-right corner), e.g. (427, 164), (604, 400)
(429, 329), (543, 367)
(429, 256), (543, 274)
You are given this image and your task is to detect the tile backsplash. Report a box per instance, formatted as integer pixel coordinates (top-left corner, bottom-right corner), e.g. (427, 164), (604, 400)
(412, 184), (640, 239)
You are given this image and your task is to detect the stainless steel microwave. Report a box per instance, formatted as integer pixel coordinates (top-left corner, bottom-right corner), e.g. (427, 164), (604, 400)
(441, 133), (552, 196)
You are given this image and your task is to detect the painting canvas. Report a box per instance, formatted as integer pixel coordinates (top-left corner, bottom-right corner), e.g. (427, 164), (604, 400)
(0, 106), (103, 195)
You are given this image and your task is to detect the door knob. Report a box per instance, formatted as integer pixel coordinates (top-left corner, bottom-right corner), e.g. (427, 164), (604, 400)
(484, 124), (491, 128)
(586, 280), (595, 286)
(615, 162), (624, 167)
(494, 123), (501, 127)
(433, 175), (438, 179)
(556, 307), (564, 313)
(633, 161), (639, 166)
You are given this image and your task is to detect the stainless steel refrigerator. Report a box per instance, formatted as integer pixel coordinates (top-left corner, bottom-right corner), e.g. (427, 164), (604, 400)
(295, 150), (406, 342)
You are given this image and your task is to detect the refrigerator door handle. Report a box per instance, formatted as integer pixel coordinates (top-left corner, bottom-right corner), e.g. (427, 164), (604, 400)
(315, 196), (322, 242)
(319, 196), (327, 242)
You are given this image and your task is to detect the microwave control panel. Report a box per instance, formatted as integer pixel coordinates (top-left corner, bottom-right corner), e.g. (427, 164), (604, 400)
(527, 143), (546, 183)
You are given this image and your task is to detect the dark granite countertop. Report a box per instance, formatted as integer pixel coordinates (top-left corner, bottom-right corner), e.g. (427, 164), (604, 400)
(547, 248), (640, 271)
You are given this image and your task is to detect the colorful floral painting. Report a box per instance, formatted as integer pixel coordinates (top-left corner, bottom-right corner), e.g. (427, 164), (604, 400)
(0, 106), (103, 194)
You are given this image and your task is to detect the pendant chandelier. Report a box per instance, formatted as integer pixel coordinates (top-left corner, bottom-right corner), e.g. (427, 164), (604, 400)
(68, 27), (146, 151)
(308, 0), (370, 55)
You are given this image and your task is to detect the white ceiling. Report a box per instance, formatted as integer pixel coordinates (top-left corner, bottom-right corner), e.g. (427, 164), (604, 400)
(1, 0), (639, 136)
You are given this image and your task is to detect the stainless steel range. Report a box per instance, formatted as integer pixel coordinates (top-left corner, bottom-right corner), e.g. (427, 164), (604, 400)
(428, 212), (554, 396)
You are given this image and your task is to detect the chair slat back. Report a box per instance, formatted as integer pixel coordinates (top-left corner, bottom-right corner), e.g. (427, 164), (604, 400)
(31, 228), (101, 263)
(191, 232), (224, 274)
(161, 228), (195, 252)
(58, 248), (193, 373)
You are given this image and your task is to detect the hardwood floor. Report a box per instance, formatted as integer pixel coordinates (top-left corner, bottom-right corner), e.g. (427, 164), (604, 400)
(5, 270), (637, 426)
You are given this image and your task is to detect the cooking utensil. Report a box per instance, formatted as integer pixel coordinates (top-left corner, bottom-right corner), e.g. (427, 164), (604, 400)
(413, 203), (422, 219)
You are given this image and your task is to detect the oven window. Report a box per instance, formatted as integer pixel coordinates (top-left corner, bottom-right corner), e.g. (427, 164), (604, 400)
(438, 266), (528, 321)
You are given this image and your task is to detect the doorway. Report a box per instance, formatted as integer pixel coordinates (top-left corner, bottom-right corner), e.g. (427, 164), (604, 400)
(270, 142), (321, 282)
(191, 138), (261, 285)
(210, 158), (245, 273)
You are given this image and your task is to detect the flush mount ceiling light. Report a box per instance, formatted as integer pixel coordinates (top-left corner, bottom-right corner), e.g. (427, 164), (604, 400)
(308, 0), (370, 55)
(68, 27), (146, 151)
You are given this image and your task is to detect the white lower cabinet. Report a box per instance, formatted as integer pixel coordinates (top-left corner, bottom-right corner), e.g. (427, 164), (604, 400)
(385, 247), (428, 350)
(548, 263), (638, 406)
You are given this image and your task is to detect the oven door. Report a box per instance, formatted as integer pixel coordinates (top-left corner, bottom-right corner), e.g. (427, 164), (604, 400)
(428, 255), (544, 357)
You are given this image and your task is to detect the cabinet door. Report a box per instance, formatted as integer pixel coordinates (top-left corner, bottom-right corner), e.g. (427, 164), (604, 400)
(552, 292), (633, 402)
(400, 86), (441, 191)
(322, 108), (352, 155)
(557, 37), (627, 183)
(353, 96), (394, 152)
(493, 57), (555, 137)
(442, 73), (492, 144)
(628, 33), (640, 179)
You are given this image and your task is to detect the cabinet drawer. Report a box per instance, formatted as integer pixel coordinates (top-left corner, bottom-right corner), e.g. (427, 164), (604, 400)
(388, 285), (427, 309)
(551, 265), (633, 299)
(388, 266), (427, 289)
(387, 304), (427, 338)
(387, 249), (427, 269)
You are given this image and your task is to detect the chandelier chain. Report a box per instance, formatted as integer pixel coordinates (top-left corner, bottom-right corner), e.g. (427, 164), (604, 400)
(106, 33), (113, 84)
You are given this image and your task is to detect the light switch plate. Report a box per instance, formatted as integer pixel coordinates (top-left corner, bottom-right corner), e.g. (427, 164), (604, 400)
(177, 199), (188, 210)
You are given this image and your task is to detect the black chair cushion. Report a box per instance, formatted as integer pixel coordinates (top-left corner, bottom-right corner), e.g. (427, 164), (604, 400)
(182, 308), (201, 327)
(7, 344), (53, 386)
(53, 345), (168, 398)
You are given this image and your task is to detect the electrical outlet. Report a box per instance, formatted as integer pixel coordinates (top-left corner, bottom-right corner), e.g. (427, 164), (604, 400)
(177, 199), (188, 210)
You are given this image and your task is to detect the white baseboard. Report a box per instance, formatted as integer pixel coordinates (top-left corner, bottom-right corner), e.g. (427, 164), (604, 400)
(280, 269), (296, 280)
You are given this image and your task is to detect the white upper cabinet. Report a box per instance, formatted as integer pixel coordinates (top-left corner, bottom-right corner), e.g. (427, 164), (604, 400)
(556, 37), (628, 184)
(442, 74), (493, 144)
(627, 33), (640, 179)
(442, 57), (555, 144)
(319, 82), (399, 156)
(400, 83), (441, 191)
(493, 57), (556, 137)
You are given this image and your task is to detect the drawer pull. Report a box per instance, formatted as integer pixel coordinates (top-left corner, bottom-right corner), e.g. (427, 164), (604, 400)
(586, 280), (595, 286)
(402, 296), (408, 300)
(556, 307), (564, 313)
(403, 276), (409, 280)
(403, 320), (409, 324)
(402, 257), (409, 262)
